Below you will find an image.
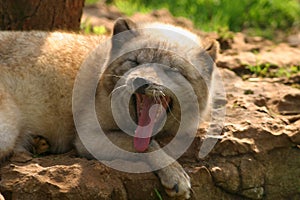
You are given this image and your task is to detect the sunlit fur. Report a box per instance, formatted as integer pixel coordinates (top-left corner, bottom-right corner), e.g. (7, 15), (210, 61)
(0, 18), (218, 199)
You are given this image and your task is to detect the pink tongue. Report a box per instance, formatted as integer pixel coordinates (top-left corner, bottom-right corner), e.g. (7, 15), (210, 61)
(134, 96), (159, 152)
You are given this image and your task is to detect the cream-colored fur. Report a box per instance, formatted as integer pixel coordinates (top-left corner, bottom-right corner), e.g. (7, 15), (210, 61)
(0, 31), (104, 154)
(0, 18), (218, 199)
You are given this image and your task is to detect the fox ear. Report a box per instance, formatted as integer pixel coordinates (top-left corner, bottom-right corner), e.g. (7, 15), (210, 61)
(111, 18), (138, 53)
(113, 18), (137, 35)
(204, 40), (219, 61)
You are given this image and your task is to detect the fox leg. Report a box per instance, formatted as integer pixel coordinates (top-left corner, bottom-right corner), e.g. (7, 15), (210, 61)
(0, 90), (22, 162)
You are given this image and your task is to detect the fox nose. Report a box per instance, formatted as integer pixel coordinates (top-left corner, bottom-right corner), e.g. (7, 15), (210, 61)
(133, 78), (150, 94)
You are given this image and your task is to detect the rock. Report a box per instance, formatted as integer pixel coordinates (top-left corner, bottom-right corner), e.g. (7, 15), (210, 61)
(210, 162), (240, 193)
(218, 39), (300, 75)
(240, 158), (264, 191)
(190, 166), (237, 199)
(274, 93), (300, 115)
(285, 120), (300, 144)
(287, 33), (300, 47)
(0, 156), (162, 200)
(240, 187), (264, 200)
(261, 148), (300, 200)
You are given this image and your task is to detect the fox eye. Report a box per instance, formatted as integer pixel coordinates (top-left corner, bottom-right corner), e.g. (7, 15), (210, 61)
(165, 67), (179, 73)
(127, 59), (139, 65)
(121, 59), (139, 69)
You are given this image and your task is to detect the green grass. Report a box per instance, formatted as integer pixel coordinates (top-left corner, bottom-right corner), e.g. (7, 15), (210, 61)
(80, 19), (107, 35)
(154, 188), (163, 200)
(85, 0), (99, 5)
(246, 64), (300, 78)
(107, 0), (300, 39)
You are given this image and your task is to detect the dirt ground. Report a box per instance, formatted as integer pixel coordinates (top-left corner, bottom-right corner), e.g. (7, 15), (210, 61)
(0, 3), (300, 200)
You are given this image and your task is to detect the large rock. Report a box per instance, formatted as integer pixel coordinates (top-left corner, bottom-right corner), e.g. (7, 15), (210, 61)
(207, 69), (300, 200)
(1, 67), (299, 199)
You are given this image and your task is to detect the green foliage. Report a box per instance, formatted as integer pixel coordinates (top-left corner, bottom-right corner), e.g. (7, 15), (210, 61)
(80, 20), (107, 35)
(246, 64), (300, 78)
(110, 0), (300, 39)
(217, 27), (234, 40)
(92, 25), (107, 35)
(113, 0), (152, 15)
(154, 189), (163, 200)
(80, 21), (92, 34)
(244, 89), (254, 95)
(276, 65), (300, 78)
(85, 0), (100, 5)
(246, 63), (271, 77)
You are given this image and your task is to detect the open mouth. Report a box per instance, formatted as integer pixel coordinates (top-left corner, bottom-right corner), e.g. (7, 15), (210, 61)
(134, 93), (171, 152)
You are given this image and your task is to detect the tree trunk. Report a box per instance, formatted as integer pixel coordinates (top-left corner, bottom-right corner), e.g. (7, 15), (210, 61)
(0, 0), (85, 31)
